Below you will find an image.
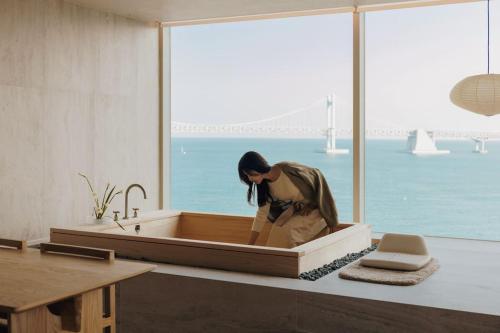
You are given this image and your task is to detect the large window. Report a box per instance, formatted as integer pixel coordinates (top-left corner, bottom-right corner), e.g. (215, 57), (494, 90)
(170, 14), (353, 220)
(365, 2), (500, 240)
(167, 1), (500, 241)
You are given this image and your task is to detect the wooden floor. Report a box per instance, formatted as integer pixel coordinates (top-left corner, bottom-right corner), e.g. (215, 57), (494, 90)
(116, 235), (500, 332)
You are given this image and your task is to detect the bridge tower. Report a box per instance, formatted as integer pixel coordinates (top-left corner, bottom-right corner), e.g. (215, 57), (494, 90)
(325, 94), (349, 154)
(472, 137), (488, 154)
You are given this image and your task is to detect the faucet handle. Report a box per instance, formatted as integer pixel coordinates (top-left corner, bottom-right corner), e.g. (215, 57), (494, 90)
(133, 208), (139, 218)
(113, 211), (120, 222)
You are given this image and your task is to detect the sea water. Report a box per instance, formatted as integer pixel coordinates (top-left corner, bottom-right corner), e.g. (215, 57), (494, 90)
(172, 138), (500, 241)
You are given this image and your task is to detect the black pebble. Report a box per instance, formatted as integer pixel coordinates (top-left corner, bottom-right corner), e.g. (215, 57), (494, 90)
(298, 244), (378, 281)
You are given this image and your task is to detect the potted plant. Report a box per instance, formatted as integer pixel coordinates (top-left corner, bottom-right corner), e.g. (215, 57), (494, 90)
(79, 173), (123, 226)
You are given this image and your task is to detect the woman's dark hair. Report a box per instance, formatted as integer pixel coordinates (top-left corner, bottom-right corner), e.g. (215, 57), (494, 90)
(238, 151), (272, 207)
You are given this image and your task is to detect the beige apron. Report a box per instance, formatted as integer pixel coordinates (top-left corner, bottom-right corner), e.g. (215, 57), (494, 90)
(251, 171), (327, 248)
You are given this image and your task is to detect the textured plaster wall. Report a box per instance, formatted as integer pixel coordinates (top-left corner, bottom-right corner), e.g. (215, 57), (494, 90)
(0, 0), (159, 240)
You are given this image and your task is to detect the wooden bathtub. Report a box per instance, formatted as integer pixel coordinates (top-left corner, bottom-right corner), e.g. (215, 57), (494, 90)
(50, 210), (371, 278)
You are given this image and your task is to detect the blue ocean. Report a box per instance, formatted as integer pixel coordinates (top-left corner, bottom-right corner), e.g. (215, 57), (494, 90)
(172, 138), (500, 241)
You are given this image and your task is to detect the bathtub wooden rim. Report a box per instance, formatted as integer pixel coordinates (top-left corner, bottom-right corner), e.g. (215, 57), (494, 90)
(51, 223), (369, 260)
(50, 228), (303, 258)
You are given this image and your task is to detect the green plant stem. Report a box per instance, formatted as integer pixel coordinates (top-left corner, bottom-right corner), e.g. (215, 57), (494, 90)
(79, 173), (123, 220)
(101, 183), (110, 212)
(79, 173), (100, 209)
(114, 220), (126, 230)
(105, 186), (116, 206)
(109, 191), (123, 203)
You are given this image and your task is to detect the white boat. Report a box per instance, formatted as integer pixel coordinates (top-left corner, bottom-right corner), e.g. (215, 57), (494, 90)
(407, 129), (450, 155)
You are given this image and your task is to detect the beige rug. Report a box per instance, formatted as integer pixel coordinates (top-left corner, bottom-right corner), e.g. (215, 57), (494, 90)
(338, 258), (439, 286)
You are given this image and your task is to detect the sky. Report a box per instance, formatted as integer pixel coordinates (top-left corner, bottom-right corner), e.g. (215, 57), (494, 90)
(170, 1), (500, 133)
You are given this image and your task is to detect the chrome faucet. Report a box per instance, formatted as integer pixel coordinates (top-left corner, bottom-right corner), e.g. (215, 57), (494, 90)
(124, 184), (147, 219)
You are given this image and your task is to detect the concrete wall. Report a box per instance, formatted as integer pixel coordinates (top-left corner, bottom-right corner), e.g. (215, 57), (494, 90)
(0, 0), (159, 241)
(117, 272), (500, 333)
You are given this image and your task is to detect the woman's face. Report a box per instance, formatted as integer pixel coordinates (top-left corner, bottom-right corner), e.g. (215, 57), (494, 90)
(244, 170), (264, 185)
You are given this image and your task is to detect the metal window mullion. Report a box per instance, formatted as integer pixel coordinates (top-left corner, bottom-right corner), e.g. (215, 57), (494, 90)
(353, 11), (366, 224)
(159, 25), (172, 210)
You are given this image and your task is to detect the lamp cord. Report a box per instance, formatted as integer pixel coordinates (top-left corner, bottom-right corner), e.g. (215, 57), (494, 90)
(487, 0), (490, 74)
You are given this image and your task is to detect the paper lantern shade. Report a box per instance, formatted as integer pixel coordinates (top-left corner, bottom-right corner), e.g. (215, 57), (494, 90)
(450, 74), (500, 116)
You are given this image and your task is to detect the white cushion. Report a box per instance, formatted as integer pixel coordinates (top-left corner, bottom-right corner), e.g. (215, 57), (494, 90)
(360, 233), (431, 271)
(360, 251), (431, 271)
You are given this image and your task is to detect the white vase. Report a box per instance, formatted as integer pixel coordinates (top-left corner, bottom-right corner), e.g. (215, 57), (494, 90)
(87, 216), (114, 225)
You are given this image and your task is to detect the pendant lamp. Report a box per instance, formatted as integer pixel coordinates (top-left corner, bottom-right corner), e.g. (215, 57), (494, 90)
(450, 0), (500, 116)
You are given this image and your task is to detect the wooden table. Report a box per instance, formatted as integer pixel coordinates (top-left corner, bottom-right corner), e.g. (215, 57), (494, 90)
(0, 241), (155, 333)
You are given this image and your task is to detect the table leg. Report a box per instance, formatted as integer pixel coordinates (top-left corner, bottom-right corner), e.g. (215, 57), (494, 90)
(9, 285), (116, 333)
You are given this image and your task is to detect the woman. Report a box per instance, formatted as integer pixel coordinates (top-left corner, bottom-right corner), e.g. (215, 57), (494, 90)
(238, 151), (339, 248)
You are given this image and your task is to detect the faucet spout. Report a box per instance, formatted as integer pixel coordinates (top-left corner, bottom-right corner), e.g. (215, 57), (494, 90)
(124, 184), (147, 219)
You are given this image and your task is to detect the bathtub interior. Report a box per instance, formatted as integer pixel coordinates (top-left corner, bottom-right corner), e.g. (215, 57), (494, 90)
(102, 212), (270, 245)
(101, 212), (351, 248)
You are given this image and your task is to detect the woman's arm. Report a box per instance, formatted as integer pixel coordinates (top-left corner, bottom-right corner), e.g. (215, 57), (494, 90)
(248, 230), (260, 245)
(248, 203), (270, 245)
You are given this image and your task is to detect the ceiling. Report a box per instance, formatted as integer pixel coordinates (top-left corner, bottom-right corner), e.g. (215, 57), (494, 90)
(65, 0), (480, 24)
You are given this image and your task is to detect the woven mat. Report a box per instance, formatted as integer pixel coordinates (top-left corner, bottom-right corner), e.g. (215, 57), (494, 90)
(339, 258), (439, 286)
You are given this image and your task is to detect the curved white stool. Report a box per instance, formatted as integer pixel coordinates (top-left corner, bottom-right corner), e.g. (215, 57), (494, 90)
(360, 233), (431, 271)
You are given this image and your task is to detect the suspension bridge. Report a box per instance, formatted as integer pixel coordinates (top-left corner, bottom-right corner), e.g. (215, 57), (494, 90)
(172, 95), (500, 153)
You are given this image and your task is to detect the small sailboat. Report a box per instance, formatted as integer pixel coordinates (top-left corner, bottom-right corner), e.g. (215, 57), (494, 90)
(180, 146), (187, 155)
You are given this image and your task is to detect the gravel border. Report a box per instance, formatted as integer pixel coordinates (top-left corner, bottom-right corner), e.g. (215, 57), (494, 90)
(299, 244), (378, 281)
